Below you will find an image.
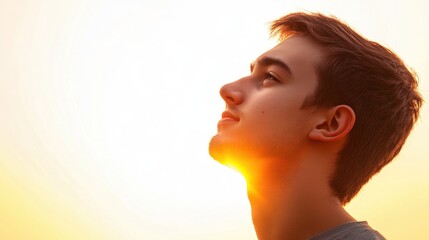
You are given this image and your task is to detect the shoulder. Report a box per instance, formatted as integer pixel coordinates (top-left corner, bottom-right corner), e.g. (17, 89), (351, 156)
(310, 221), (386, 240)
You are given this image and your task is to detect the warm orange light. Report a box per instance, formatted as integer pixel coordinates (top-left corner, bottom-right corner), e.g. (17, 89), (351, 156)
(221, 156), (264, 198)
(223, 158), (248, 176)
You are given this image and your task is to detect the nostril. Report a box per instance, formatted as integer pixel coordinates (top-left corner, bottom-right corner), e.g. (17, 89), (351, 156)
(220, 83), (244, 105)
(226, 96), (235, 102)
(225, 90), (244, 105)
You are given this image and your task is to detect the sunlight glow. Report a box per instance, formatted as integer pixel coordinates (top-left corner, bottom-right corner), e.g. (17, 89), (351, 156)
(0, 0), (428, 239)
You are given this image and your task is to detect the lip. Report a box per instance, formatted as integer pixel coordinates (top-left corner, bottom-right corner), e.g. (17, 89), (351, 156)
(218, 111), (240, 128)
(221, 111), (240, 121)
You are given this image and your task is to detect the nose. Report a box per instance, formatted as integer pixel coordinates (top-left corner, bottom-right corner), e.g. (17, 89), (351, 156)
(219, 81), (244, 105)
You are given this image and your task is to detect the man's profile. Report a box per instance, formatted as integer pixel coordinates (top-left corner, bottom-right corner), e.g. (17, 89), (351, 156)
(209, 12), (422, 240)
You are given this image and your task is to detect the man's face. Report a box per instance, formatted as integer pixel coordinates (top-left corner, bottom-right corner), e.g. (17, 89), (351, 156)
(209, 35), (323, 171)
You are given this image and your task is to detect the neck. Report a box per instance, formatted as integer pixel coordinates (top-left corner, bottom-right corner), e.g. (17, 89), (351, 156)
(245, 157), (355, 240)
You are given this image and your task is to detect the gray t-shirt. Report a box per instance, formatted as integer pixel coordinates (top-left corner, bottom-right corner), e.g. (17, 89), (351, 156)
(310, 221), (386, 240)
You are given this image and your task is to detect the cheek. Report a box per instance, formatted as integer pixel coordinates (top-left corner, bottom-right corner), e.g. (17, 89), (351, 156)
(254, 101), (296, 123)
(250, 102), (310, 137)
(240, 90), (310, 134)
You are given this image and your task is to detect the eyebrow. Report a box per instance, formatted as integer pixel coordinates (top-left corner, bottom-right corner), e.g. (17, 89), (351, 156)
(250, 56), (293, 76)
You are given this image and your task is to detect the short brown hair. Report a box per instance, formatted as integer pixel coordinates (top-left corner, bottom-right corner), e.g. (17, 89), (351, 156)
(270, 12), (423, 204)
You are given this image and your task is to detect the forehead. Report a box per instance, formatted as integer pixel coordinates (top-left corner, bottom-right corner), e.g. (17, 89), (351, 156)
(257, 35), (323, 77)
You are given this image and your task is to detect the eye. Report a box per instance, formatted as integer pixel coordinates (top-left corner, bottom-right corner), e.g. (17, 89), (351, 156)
(261, 72), (280, 87)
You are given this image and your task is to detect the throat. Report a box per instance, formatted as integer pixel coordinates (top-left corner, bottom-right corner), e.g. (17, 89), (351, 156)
(247, 179), (305, 240)
(246, 171), (355, 240)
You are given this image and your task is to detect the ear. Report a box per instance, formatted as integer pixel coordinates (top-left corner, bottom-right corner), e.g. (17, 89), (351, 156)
(308, 105), (355, 142)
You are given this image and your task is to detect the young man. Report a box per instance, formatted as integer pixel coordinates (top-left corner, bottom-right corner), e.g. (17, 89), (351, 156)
(209, 12), (422, 240)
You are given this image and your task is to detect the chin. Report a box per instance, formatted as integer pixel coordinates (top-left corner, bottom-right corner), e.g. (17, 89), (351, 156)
(209, 135), (260, 170)
(208, 135), (229, 164)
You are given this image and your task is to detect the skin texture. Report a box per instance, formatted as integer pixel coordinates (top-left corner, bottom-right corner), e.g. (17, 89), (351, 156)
(209, 35), (356, 240)
(210, 35), (322, 169)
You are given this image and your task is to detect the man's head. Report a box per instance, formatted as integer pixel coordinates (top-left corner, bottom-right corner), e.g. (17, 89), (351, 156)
(270, 12), (422, 204)
(209, 12), (422, 204)
(209, 35), (326, 178)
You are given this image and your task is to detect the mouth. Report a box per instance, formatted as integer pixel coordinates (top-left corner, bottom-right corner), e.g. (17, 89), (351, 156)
(221, 111), (240, 121)
(218, 111), (240, 128)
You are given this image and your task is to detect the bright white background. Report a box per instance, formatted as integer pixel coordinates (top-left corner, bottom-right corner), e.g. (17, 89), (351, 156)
(0, 0), (428, 239)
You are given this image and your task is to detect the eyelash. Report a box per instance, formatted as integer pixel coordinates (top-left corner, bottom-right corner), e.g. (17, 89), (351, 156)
(265, 72), (278, 81)
(261, 72), (279, 85)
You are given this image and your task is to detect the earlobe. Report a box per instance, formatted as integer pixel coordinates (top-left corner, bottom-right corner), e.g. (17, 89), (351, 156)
(308, 105), (356, 142)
